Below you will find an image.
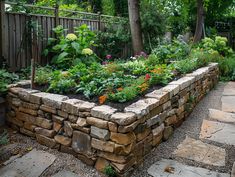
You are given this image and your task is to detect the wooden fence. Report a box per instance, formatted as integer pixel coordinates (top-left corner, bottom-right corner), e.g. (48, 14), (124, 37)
(0, 1), (132, 71)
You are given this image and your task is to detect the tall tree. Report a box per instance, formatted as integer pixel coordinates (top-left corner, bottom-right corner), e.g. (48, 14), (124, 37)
(193, 0), (205, 43)
(128, 0), (143, 54)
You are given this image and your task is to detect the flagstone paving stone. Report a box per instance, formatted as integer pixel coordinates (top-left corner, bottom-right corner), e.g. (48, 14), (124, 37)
(174, 137), (226, 167)
(208, 109), (235, 124)
(0, 149), (56, 177)
(200, 120), (235, 146)
(52, 170), (80, 177)
(223, 82), (235, 96)
(221, 96), (235, 113)
(147, 159), (230, 177)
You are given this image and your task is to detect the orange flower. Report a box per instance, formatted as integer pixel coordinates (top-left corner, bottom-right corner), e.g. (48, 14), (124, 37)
(117, 87), (123, 91)
(151, 67), (163, 74)
(138, 83), (149, 92)
(99, 95), (107, 104)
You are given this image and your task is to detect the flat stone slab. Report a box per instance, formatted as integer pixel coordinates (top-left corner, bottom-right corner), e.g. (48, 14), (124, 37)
(221, 96), (235, 113)
(52, 170), (80, 177)
(200, 120), (235, 146)
(223, 82), (235, 96)
(147, 159), (229, 177)
(208, 109), (235, 123)
(174, 137), (226, 166)
(0, 149), (56, 177)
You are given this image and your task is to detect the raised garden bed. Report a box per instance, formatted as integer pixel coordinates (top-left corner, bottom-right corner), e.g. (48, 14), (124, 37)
(5, 63), (219, 176)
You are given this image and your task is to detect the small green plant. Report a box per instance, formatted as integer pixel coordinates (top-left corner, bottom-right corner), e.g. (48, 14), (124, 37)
(0, 130), (9, 146)
(0, 69), (19, 95)
(103, 165), (117, 177)
(47, 70), (77, 94)
(35, 66), (53, 85)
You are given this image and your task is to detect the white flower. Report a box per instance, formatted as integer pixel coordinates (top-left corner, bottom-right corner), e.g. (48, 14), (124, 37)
(66, 33), (77, 41)
(82, 48), (93, 55)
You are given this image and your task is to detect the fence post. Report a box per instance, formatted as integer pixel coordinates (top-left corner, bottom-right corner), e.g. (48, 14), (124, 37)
(0, 0), (5, 66)
(98, 12), (101, 31)
(54, 1), (59, 27)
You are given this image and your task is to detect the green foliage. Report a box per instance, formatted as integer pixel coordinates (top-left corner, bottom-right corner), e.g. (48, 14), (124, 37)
(0, 70), (19, 95)
(96, 18), (130, 59)
(45, 24), (97, 69)
(200, 36), (234, 57)
(215, 55), (235, 81)
(123, 60), (147, 75)
(108, 86), (138, 103)
(140, 4), (166, 52)
(35, 66), (53, 85)
(149, 65), (174, 85)
(0, 130), (9, 146)
(152, 39), (190, 63)
(174, 48), (223, 74)
(103, 165), (117, 177)
(47, 70), (76, 94)
(174, 58), (198, 74)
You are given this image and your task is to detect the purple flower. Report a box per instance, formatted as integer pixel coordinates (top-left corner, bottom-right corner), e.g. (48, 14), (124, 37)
(102, 61), (108, 65)
(106, 54), (112, 60)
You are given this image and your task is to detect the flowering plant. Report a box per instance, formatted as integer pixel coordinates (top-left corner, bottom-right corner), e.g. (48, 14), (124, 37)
(66, 33), (77, 41)
(44, 24), (97, 69)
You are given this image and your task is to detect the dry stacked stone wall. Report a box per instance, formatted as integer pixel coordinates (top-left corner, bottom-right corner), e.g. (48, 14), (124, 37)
(6, 63), (219, 176)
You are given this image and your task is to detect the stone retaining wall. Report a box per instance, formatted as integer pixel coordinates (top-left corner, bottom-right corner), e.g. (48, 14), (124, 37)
(6, 63), (219, 176)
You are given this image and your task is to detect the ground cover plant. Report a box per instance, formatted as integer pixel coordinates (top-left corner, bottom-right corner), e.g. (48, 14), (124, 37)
(32, 25), (235, 106)
(0, 69), (19, 96)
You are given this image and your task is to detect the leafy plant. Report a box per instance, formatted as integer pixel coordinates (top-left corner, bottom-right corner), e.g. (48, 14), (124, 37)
(152, 38), (190, 63)
(200, 36), (233, 57)
(96, 18), (131, 59)
(103, 165), (117, 177)
(47, 70), (76, 94)
(44, 24), (97, 69)
(216, 55), (235, 81)
(35, 66), (53, 85)
(0, 70), (19, 95)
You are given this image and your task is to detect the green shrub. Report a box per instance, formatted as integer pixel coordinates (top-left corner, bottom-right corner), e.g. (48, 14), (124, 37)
(44, 24), (98, 69)
(96, 18), (130, 59)
(151, 39), (190, 63)
(200, 36), (233, 57)
(0, 69), (19, 95)
(217, 56), (235, 81)
(47, 70), (76, 94)
(35, 66), (53, 85)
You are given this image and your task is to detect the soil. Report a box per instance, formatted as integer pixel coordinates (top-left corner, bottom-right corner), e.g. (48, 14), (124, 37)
(32, 83), (163, 111)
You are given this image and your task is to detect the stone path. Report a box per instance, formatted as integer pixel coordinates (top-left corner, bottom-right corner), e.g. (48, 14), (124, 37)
(52, 170), (80, 177)
(174, 137), (226, 166)
(147, 82), (235, 177)
(148, 159), (230, 177)
(0, 148), (82, 177)
(0, 149), (56, 177)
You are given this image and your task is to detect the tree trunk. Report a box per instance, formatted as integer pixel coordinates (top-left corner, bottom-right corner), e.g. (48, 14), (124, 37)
(128, 0), (144, 55)
(193, 0), (205, 43)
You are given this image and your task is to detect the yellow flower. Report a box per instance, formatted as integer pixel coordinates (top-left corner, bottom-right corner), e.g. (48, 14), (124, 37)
(82, 48), (93, 55)
(66, 33), (77, 41)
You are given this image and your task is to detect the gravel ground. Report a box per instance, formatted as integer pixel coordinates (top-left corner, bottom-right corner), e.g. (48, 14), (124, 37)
(0, 82), (234, 177)
(131, 82), (235, 177)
